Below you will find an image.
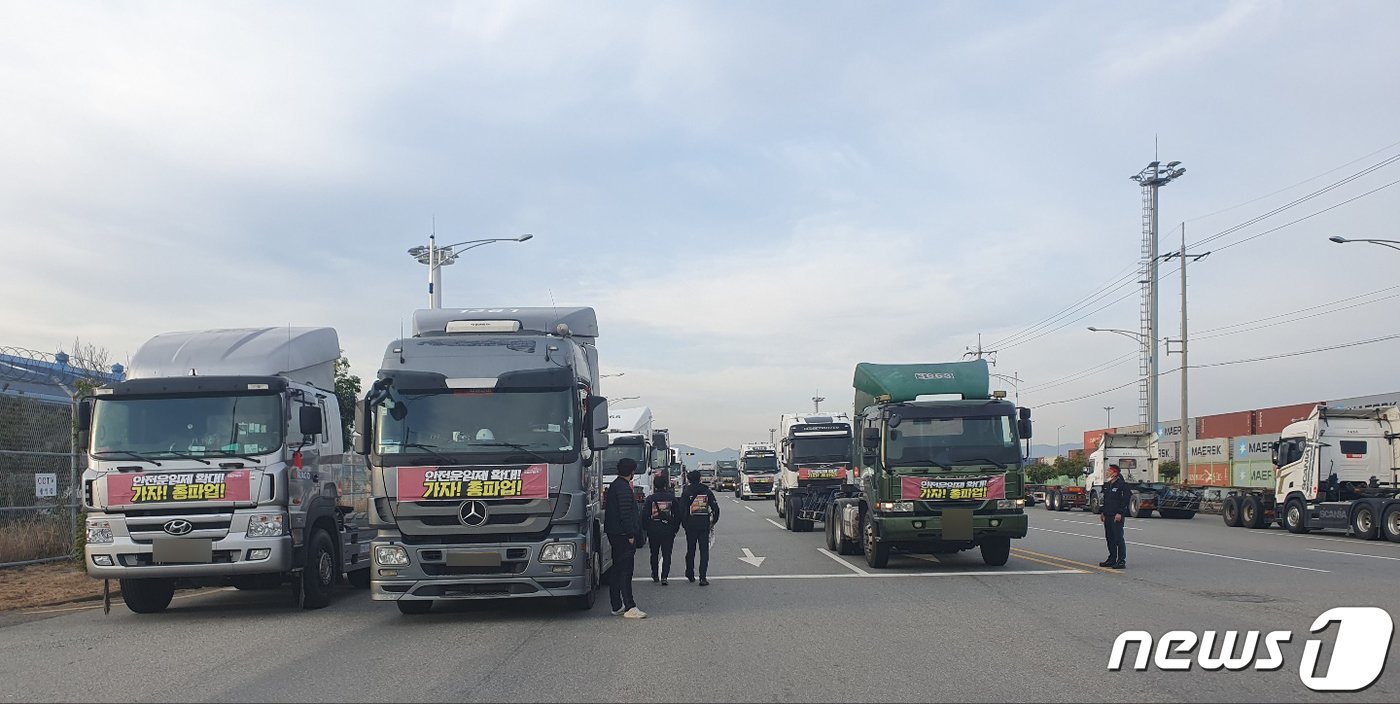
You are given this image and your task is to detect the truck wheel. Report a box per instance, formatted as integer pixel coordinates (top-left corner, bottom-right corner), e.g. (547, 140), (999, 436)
(1241, 496), (1266, 529)
(862, 512), (889, 568)
(300, 529), (336, 610)
(1129, 496), (1153, 519)
(1351, 505), (1380, 540)
(1284, 500), (1310, 534)
(824, 507), (839, 551)
(1222, 496), (1242, 527)
(120, 578), (175, 614)
(1382, 504), (1400, 543)
(347, 567), (371, 589)
(568, 549), (600, 610)
(396, 600), (432, 615)
(980, 537), (1011, 567)
(1042, 493), (1054, 511)
(776, 494), (786, 519)
(1088, 492), (1101, 515)
(783, 499), (795, 531)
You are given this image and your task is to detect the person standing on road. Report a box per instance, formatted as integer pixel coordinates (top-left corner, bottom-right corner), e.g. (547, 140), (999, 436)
(604, 458), (646, 618)
(641, 472), (681, 585)
(1099, 464), (1130, 569)
(679, 469), (720, 586)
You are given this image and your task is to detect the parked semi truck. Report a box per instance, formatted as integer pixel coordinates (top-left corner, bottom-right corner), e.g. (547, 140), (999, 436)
(827, 361), (1030, 567)
(775, 412), (856, 532)
(1084, 431), (1201, 518)
(1040, 476), (1088, 512)
(80, 327), (371, 613)
(1221, 404), (1400, 541)
(697, 462), (717, 487)
(716, 460), (740, 491)
(354, 307), (613, 614)
(601, 405), (655, 503)
(736, 442), (778, 499)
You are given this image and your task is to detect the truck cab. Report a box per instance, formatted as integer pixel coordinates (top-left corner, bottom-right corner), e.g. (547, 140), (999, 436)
(1268, 405), (1400, 539)
(716, 460), (740, 492)
(736, 442), (778, 499)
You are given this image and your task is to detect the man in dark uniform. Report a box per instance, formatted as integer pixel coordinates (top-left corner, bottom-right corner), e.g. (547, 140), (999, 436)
(604, 458), (646, 618)
(1099, 464), (1130, 569)
(679, 469), (720, 585)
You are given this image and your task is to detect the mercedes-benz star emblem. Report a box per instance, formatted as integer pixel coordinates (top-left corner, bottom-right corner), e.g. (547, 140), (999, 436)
(459, 500), (488, 527)
(162, 519), (193, 536)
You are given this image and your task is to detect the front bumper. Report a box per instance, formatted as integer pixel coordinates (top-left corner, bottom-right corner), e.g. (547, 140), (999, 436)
(872, 511), (1028, 545)
(85, 534), (293, 579)
(371, 533), (592, 602)
(742, 484), (776, 497)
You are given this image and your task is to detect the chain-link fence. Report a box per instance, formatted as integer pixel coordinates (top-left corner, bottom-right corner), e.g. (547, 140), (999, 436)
(1, 346), (122, 567)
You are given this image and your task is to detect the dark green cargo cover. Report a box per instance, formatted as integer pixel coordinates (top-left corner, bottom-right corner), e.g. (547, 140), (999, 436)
(852, 360), (991, 412)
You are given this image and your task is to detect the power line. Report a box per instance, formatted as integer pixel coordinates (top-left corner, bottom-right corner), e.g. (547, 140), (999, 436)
(1209, 177), (1400, 254)
(986, 263), (1141, 349)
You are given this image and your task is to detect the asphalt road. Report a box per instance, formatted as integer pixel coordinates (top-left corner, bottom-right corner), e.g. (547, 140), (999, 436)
(2, 497), (1398, 702)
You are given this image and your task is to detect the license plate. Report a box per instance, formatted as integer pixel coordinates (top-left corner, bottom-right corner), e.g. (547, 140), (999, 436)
(152, 538), (213, 564)
(446, 551), (501, 567)
(942, 509), (974, 541)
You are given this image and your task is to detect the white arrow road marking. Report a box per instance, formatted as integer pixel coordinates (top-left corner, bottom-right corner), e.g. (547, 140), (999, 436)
(739, 547), (766, 567)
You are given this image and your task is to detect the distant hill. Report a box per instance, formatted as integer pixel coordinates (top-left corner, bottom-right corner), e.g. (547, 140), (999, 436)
(671, 444), (739, 466)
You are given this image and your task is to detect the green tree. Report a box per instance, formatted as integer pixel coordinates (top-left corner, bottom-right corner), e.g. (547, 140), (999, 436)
(334, 352), (362, 451)
(1160, 460), (1180, 483)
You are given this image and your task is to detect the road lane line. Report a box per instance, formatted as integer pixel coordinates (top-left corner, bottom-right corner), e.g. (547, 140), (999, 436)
(1008, 550), (1093, 574)
(745, 505), (756, 512)
(1031, 527), (1331, 572)
(1308, 548), (1400, 562)
(765, 518), (785, 530)
(1013, 547), (1118, 574)
(817, 548), (870, 575)
(1051, 517), (1140, 531)
(635, 570), (1080, 581)
(1253, 531), (1400, 548)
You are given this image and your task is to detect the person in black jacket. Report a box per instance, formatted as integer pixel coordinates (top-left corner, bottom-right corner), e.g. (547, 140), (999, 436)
(603, 458), (645, 618)
(1099, 464), (1130, 569)
(678, 469), (720, 585)
(641, 472), (681, 584)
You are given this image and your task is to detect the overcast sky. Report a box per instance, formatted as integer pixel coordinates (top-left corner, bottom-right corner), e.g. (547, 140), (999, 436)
(2, 1), (1398, 451)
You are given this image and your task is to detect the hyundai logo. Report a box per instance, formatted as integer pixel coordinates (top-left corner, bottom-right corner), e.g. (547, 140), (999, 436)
(459, 500), (488, 527)
(162, 519), (194, 536)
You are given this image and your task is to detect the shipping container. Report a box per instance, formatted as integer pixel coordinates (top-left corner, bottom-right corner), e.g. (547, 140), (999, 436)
(1116, 423), (1148, 435)
(1083, 429), (1107, 453)
(1327, 391), (1400, 412)
(1185, 438), (1230, 487)
(1229, 434), (1277, 489)
(1157, 443), (1178, 462)
(1252, 402), (1319, 435)
(1157, 419), (1185, 442)
(1196, 410), (1252, 440)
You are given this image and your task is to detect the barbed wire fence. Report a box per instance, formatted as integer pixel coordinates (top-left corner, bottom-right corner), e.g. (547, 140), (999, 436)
(0, 345), (124, 567)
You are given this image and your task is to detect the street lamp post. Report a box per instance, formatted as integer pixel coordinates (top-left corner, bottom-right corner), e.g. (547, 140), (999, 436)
(408, 233), (534, 309)
(1088, 326), (1147, 429)
(1056, 424), (1066, 459)
(769, 428), (777, 445)
(1329, 235), (1400, 253)
(1104, 406), (1115, 429)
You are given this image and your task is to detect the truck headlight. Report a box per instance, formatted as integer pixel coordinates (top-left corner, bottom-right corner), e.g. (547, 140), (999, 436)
(539, 542), (576, 563)
(996, 499), (1025, 510)
(375, 545), (409, 566)
(246, 514), (286, 537)
(875, 501), (914, 513)
(86, 519), (113, 544)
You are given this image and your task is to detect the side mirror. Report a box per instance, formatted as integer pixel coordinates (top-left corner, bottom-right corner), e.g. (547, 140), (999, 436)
(1018, 418), (1033, 440)
(353, 401), (371, 455)
(299, 405), (324, 437)
(588, 397), (609, 431)
(861, 427), (881, 449)
(77, 398), (93, 450)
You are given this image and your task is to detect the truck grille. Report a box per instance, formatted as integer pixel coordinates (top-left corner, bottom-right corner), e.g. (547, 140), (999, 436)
(122, 511), (234, 543)
(392, 496), (556, 537)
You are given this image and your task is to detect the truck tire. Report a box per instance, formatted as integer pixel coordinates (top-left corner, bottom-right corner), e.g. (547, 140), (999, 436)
(1043, 492), (1055, 511)
(1222, 496), (1242, 527)
(1129, 496), (1153, 519)
(300, 529), (336, 610)
(1088, 492), (1101, 515)
(1382, 504), (1400, 543)
(567, 549), (600, 610)
(824, 507), (839, 551)
(120, 578), (175, 614)
(1284, 499), (1310, 534)
(776, 493), (786, 519)
(1241, 496), (1266, 529)
(347, 567), (371, 589)
(396, 600), (432, 615)
(783, 499), (795, 531)
(862, 512), (889, 568)
(980, 537), (1011, 567)
(1351, 504), (1380, 540)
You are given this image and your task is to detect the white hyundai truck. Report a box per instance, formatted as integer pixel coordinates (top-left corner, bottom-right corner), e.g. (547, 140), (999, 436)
(80, 327), (371, 613)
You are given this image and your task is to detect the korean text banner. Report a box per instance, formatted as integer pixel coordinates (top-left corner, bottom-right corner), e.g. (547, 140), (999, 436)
(797, 466), (848, 481)
(398, 464), (548, 501)
(107, 471), (252, 505)
(901, 475), (1005, 501)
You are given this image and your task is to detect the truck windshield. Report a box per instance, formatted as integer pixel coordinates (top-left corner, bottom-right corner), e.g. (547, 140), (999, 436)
(791, 436), (852, 463)
(742, 456), (778, 472)
(91, 393), (283, 458)
(375, 389), (575, 462)
(886, 416), (1018, 469)
(599, 443), (647, 476)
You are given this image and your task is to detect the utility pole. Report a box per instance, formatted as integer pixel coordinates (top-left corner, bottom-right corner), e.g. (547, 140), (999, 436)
(1104, 406), (1115, 429)
(963, 333), (998, 365)
(812, 392), (826, 414)
(1163, 222), (1210, 483)
(1131, 159), (1185, 436)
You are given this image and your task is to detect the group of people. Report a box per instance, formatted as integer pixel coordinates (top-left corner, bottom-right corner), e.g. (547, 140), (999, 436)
(601, 458), (720, 619)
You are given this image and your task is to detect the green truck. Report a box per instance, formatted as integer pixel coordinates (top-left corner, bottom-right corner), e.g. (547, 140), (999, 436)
(826, 360), (1031, 567)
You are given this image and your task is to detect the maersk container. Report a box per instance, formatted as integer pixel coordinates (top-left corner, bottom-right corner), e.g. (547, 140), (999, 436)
(1229, 434), (1276, 489)
(1326, 391), (1400, 412)
(1252, 403), (1318, 436)
(1196, 411), (1252, 440)
(1185, 438), (1230, 487)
